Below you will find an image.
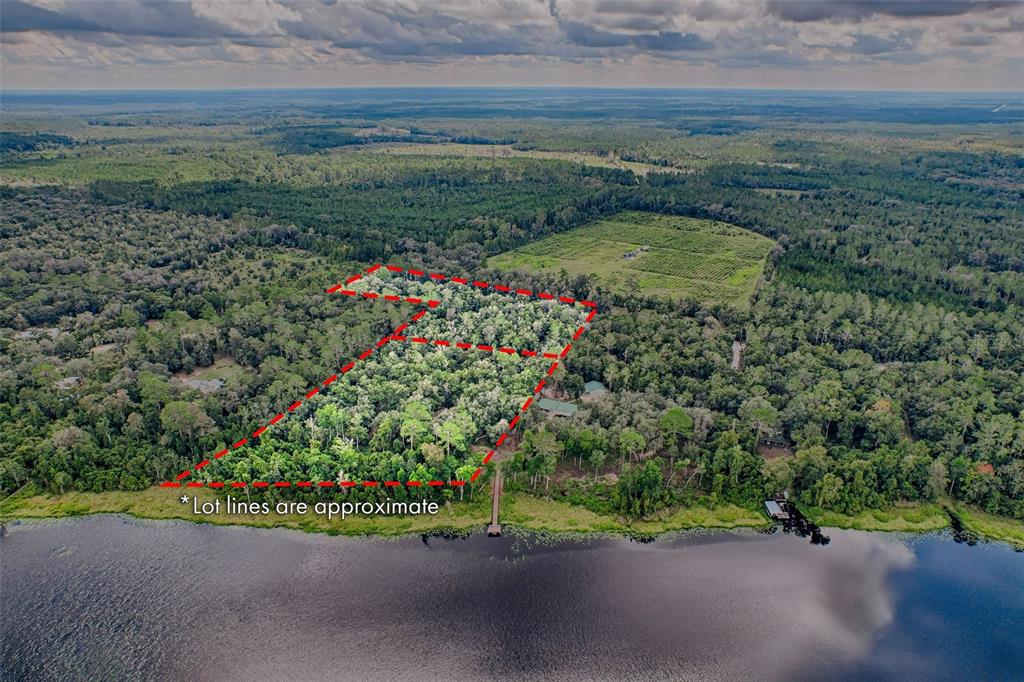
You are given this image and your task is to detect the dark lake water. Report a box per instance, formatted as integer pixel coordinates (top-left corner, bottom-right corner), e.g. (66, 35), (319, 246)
(1, 516), (1022, 681)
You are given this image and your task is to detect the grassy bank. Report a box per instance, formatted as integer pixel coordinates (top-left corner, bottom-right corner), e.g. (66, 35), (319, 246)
(4, 486), (1021, 547)
(803, 501), (1024, 549)
(2, 485), (767, 538)
(951, 504), (1024, 549)
(502, 493), (767, 535)
(0, 485), (490, 537)
(801, 502), (950, 533)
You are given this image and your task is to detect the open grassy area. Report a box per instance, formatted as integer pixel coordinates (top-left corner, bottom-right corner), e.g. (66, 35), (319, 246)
(503, 494), (767, 535)
(952, 504), (1024, 549)
(488, 211), (776, 307)
(0, 149), (239, 185)
(6, 486), (1023, 547)
(372, 142), (688, 176)
(0, 485), (491, 537)
(172, 354), (246, 387)
(801, 502), (950, 533)
(803, 500), (1024, 549)
(2, 141), (591, 189)
(752, 188), (807, 198)
(630, 503), (770, 534)
(2, 485), (767, 538)
(502, 493), (628, 533)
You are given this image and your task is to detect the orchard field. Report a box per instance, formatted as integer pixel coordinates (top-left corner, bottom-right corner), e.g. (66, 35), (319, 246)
(488, 211), (776, 307)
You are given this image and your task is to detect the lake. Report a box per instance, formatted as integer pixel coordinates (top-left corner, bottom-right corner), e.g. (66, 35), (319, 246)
(1, 516), (1021, 681)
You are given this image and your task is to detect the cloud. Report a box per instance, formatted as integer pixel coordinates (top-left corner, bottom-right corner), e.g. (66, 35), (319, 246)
(766, 0), (1019, 22)
(549, 2), (712, 51)
(1, 0), (106, 34)
(633, 30), (712, 51)
(849, 30), (923, 55)
(1, 0), (1022, 89)
(2, 0), (234, 41)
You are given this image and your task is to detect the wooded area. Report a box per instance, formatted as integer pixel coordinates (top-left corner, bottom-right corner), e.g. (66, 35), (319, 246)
(1, 92), (1021, 524)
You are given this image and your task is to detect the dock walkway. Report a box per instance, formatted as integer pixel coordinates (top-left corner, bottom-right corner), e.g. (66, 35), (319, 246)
(487, 468), (503, 536)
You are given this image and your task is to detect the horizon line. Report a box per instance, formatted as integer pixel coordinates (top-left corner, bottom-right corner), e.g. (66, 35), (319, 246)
(2, 85), (1022, 96)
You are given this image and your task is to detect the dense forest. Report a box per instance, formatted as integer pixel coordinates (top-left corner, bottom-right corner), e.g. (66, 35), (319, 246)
(197, 275), (583, 499)
(1, 91), (1021, 523)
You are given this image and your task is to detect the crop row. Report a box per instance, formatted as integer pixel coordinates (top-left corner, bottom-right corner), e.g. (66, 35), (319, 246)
(629, 249), (760, 284)
(518, 234), (599, 258)
(589, 221), (773, 260)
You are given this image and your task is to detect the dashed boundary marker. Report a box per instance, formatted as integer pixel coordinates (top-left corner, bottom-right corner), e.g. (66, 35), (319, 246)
(161, 262), (597, 490)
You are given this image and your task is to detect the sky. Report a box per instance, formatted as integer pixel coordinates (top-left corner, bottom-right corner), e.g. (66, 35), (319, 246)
(1, 0), (1022, 91)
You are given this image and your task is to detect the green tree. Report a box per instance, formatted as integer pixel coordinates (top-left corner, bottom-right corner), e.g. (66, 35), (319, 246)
(738, 397), (779, 444)
(659, 406), (694, 469)
(522, 429), (562, 489)
(589, 446), (608, 482)
(434, 420), (466, 457)
(420, 442), (444, 467)
(762, 457), (794, 496)
(400, 401), (430, 449)
(813, 472), (845, 509)
(159, 401), (215, 455)
(615, 459), (666, 518)
(926, 459), (949, 500)
(619, 428), (645, 470)
(455, 465), (476, 500)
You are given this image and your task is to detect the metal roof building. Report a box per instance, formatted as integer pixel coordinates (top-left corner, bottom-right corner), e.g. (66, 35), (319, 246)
(764, 500), (790, 520)
(537, 398), (578, 417)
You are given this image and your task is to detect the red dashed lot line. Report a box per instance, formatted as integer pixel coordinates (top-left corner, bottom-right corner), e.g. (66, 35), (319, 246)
(389, 334), (559, 360)
(326, 286), (441, 308)
(364, 262), (596, 311)
(162, 310), (423, 487)
(162, 262), (597, 490)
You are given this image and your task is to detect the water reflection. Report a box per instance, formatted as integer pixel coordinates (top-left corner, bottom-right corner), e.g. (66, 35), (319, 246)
(1, 516), (1020, 681)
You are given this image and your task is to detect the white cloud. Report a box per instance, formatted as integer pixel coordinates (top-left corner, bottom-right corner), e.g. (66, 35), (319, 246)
(1, 0), (1021, 89)
(192, 0), (301, 36)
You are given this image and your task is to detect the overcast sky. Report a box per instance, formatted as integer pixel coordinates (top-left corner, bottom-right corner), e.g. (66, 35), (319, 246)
(2, 0), (1022, 91)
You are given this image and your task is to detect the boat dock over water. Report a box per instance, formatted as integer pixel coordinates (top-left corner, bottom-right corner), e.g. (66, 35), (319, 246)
(764, 498), (790, 520)
(764, 493), (830, 545)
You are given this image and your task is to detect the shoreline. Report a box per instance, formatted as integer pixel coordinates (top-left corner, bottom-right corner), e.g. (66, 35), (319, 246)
(2, 486), (1022, 548)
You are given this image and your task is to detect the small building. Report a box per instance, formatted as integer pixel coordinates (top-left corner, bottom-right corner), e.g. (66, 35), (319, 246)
(581, 380), (609, 401)
(54, 376), (82, 391)
(181, 378), (224, 395)
(14, 327), (60, 340)
(622, 246), (651, 260)
(537, 398), (578, 418)
(764, 499), (790, 521)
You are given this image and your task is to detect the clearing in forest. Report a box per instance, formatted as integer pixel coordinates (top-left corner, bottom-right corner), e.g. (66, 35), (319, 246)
(488, 211), (776, 307)
(371, 142), (687, 176)
(161, 263), (595, 491)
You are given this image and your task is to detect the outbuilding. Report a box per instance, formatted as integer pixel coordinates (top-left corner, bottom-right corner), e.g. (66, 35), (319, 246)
(581, 380), (609, 401)
(764, 499), (790, 520)
(537, 398), (578, 418)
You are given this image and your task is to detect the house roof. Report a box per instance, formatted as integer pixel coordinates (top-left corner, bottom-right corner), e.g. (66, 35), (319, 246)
(764, 500), (788, 518)
(583, 380), (608, 394)
(537, 398), (578, 417)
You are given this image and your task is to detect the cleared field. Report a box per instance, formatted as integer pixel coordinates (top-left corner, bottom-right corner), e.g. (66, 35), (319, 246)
(489, 211), (776, 307)
(372, 142), (689, 176)
(753, 188), (807, 199)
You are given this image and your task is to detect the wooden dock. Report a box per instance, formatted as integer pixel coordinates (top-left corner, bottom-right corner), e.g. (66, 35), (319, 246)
(487, 468), (503, 536)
